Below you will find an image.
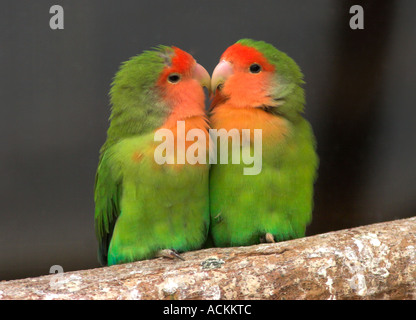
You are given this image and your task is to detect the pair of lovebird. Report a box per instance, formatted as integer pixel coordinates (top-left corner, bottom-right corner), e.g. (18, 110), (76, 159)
(94, 39), (318, 266)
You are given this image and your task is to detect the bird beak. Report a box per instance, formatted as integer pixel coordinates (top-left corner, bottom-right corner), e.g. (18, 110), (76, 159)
(211, 60), (234, 94)
(193, 63), (211, 92)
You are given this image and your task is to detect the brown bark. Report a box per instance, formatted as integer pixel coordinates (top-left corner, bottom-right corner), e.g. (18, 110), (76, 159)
(1, 217), (415, 300)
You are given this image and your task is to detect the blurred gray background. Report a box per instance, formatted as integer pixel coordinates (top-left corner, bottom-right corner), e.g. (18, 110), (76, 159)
(1, 0), (415, 280)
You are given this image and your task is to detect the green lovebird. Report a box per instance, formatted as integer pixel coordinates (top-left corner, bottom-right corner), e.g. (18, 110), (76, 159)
(208, 39), (318, 247)
(94, 45), (211, 265)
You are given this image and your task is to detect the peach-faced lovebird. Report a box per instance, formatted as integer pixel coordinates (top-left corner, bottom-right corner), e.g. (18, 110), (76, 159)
(94, 46), (211, 265)
(209, 39), (318, 247)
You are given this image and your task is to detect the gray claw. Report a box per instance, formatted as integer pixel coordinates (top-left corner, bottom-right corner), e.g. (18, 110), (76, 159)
(156, 249), (185, 261)
(265, 233), (276, 243)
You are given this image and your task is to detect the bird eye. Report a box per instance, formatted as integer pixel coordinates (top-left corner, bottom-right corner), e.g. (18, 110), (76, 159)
(168, 73), (181, 83)
(249, 63), (261, 74)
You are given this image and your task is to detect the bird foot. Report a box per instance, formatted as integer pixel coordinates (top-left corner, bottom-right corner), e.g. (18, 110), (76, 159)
(265, 233), (276, 243)
(156, 249), (185, 261)
(260, 232), (276, 243)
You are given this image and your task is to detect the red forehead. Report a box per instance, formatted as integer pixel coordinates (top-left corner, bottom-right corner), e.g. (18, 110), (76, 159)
(158, 46), (195, 85)
(221, 43), (275, 72)
(171, 47), (195, 73)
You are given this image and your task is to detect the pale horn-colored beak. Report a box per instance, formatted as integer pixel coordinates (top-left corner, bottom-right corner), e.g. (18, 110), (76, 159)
(211, 60), (234, 94)
(193, 63), (211, 92)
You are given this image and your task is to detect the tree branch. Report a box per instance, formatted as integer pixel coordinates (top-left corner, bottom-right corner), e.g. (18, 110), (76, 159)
(1, 217), (415, 300)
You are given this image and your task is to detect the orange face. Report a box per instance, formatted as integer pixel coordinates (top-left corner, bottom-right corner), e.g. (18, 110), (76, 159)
(156, 47), (210, 126)
(221, 43), (275, 72)
(211, 43), (277, 109)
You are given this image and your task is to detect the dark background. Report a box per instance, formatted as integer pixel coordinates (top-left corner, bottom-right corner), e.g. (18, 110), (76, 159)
(1, 0), (415, 281)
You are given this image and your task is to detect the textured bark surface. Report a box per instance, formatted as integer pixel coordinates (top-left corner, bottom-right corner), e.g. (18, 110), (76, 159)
(1, 217), (415, 300)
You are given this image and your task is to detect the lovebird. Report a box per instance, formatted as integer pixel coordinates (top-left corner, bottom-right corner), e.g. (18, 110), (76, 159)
(209, 39), (318, 247)
(94, 45), (211, 265)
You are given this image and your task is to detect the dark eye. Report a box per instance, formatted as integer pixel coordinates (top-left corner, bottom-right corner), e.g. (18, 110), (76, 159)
(249, 63), (261, 73)
(168, 73), (181, 83)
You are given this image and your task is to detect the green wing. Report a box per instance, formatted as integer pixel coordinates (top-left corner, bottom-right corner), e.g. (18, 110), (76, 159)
(94, 149), (122, 265)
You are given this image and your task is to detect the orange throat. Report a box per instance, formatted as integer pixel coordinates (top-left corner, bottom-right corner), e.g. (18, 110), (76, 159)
(158, 98), (210, 165)
(210, 104), (288, 143)
(162, 114), (210, 147)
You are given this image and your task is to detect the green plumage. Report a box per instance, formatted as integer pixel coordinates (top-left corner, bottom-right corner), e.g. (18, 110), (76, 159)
(209, 39), (318, 247)
(94, 46), (209, 265)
